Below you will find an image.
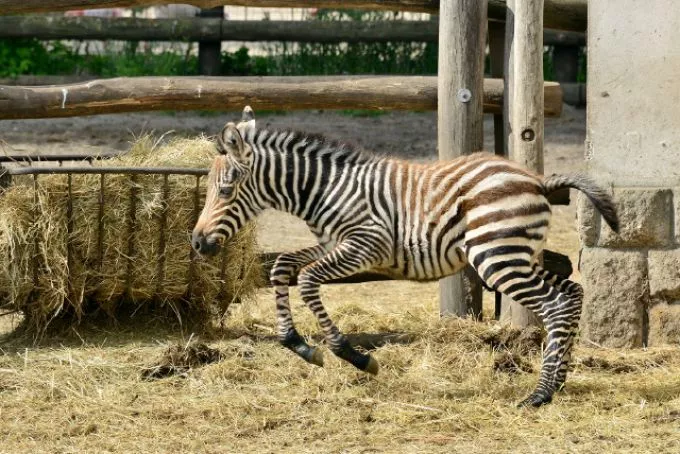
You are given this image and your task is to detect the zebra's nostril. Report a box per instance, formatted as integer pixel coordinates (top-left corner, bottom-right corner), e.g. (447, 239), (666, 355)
(193, 240), (201, 252)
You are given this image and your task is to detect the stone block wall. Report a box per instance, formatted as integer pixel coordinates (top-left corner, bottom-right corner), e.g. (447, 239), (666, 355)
(582, 0), (680, 348)
(578, 190), (680, 347)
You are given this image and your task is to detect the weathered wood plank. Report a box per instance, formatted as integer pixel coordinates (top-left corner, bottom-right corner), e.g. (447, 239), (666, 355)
(0, 16), (584, 44)
(0, 76), (562, 120)
(437, 0), (487, 319)
(0, 0), (587, 32)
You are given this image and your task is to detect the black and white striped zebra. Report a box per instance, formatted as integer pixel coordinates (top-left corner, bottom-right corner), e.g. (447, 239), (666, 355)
(191, 106), (619, 407)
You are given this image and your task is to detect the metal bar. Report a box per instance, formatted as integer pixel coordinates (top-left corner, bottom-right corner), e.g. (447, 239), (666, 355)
(32, 174), (39, 288)
(66, 173), (73, 301)
(6, 166), (208, 176)
(125, 174), (138, 301)
(0, 151), (122, 163)
(186, 175), (201, 300)
(155, 174), (169, 299)
(97, 173), (105, 277)
(217, 240), (229, 303)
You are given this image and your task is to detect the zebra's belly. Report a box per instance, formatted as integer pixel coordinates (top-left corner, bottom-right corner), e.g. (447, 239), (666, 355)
(375, 241), (468, 281)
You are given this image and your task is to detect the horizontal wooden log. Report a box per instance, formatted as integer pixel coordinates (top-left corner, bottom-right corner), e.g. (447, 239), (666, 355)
(0, 0), (586, 32)
(258, 248), (573, 286)
(488, 0), (586, 31)
(0, 15), (584, 45)
(0, 76), (563, 119)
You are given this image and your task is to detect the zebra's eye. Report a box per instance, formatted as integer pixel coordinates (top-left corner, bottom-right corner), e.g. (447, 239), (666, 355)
(219, 185), (235, 198)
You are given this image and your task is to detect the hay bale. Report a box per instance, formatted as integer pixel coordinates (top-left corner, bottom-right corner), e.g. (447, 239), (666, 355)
(0, 135), (262, 332)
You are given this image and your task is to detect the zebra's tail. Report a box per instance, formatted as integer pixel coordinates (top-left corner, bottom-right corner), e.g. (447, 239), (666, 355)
(543, 174), (620, 233)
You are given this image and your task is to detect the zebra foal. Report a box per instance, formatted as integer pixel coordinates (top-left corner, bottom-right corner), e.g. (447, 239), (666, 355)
(192, 106), (619, 407)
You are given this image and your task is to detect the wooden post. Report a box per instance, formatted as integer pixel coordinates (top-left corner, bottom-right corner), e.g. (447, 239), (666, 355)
(198, 7), (223, 76)
(502, 0), (543, 327)
(437, 0), (487, 319)
(488, 20), (506, 320)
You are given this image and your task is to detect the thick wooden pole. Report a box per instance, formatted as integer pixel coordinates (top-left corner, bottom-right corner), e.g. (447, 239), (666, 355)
(438, 0), (487, 319)
(488, 20), (506, 321)
(502, 0), (544, 328)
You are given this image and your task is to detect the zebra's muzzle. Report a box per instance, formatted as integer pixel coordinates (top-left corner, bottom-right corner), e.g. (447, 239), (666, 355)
(192, 231), (221, 257)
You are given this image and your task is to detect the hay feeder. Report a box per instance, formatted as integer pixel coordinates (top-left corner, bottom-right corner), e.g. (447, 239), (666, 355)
(0, 138), (261, 332)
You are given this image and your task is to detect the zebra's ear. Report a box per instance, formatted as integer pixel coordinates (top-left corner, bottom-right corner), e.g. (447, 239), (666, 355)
(238, 105), (256, 141)
(241, 105), (255, 122)
(217, 122), (246, 162)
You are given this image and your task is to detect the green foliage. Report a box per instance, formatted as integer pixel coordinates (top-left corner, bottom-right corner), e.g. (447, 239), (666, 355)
(261, 9), (437, 76)
(0, 39), (81, 77)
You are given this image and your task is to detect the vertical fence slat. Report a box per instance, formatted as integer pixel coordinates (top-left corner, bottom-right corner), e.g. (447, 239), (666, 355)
(66, 173), (73, 301)
(125, 174), (138, 301)
(97, 173), (105, 277)
(438, 0), (487, 319)
(155, 174), (169, 300)
(32, 174), (39, 290)
(502, 0), (544, 328)
(186, 175), (201, 300)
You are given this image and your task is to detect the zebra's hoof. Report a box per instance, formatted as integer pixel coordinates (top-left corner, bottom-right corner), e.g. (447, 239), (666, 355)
(517, 392), (552, 408)
(308, 347), (325, 368)
(364, 355), (379, 375)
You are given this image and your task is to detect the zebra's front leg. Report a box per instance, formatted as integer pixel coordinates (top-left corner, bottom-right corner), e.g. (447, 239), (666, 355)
(296, 236), (385, 375)
(270, 245), (327, 368)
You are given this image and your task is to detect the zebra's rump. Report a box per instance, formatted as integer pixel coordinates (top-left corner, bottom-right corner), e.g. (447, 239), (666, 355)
(390, 152), (551, 281)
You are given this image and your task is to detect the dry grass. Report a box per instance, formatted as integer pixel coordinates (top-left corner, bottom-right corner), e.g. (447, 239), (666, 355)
(1, 282), (679, 454)
(0, 136), (262, 333)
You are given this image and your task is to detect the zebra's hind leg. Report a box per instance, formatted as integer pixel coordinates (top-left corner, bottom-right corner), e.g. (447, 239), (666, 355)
(474, 255), (574, 407)
(270, 245), (328, 368)
(536, 265), (584, 391)
(296, 236), (386, 375)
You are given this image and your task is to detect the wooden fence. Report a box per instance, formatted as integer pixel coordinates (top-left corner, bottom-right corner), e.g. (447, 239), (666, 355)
(0, 15), (584, 45)
(0, 76), (563, 119)
(0, 0), (584, 326)
(0, 0), (587, 32)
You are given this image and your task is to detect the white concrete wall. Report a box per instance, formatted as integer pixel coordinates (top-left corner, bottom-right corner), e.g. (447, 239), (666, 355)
(587, 0), (680, 187)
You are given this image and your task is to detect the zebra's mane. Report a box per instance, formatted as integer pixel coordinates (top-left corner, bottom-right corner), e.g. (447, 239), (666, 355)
(251, 127), (378, 164)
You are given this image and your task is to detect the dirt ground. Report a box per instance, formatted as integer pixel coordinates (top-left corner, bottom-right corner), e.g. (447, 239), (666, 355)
(3, 108), (677, 454)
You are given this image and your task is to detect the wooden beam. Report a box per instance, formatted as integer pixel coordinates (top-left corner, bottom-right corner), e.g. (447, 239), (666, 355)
(501, 0), (544, 328)
(0, 76), (562, 120)
(0, 1), (587, 32)
(0, 0), (440, 15)
(489, 0), (586, 31)
(0, 16), (584, 45)
(437, 0), (487, 320)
